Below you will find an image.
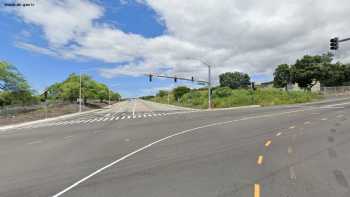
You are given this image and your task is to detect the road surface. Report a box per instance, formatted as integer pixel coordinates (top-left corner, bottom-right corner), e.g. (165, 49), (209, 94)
(1, 98), (350, 197)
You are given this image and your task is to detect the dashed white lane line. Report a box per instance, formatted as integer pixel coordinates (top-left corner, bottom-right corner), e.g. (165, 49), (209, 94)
(64, 135), (74, 140)
(27, 140), (43, 145)
(321, 118), (328, 121)
(289, 166), (297, 180)
(304, 121), (311, 125)
(51, 108), (314, 197)
(276, 132), (282, 136)
(289, 126), (295, 129)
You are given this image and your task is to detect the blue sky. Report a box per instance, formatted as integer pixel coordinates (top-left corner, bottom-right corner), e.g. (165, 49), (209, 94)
(1, 0), (348, 97)
(0, 1), (173, 97)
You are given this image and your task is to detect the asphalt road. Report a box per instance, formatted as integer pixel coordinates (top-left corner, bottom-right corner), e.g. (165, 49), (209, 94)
(1, 98), (350, 197)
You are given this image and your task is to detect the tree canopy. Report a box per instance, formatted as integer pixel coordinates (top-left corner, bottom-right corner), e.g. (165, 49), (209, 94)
(273, 64), (291, 90)
(219, 72), (251, 89)
(272, 53), (350, 89)
(173, 86), (190, 100)
(47, 73), (121, 103)
(0, 61), (36, 106)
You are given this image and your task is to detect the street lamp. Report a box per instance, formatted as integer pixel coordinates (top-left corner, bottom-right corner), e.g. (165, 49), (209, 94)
(108, 84), (120, 108)
(185, 57), (212, 109)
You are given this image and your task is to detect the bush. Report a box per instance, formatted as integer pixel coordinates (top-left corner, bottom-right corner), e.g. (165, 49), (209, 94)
(213, 87), (232, 97)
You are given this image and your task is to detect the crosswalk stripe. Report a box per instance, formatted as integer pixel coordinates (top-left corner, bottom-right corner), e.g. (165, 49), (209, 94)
(127, 116), (131, 119)
(115, 117), (120, 120)
(110, 117), (115, 120)
(121, 116), (125, 120)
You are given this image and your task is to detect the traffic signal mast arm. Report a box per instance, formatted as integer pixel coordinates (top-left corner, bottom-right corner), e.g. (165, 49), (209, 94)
(146, 74), (209, 84)
(339, 37), (350, 42)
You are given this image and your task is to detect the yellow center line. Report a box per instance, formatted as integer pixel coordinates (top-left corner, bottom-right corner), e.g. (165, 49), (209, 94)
(254, 183), (260, 197)
(265, 140), (272, 147)
(257, 155), (264, 165)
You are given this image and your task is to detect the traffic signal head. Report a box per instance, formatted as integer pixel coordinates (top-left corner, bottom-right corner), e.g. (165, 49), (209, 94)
(149, 74), (152, 82)
(174, 77), (177, 83)
(191, 76), (194, 82)
(330, 37), (339, 50)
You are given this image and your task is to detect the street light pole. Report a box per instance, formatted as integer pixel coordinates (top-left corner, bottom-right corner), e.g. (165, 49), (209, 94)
(79, 72), (82, 112)
(208, 65), (211, 109)
(186, 57), (212, 109)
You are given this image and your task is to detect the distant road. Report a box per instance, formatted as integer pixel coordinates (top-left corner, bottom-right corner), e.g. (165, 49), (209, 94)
(1, 98), (350, 197)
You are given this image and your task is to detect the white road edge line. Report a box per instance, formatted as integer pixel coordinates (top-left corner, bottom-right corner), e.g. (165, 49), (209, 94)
(51, 108), (312, 197)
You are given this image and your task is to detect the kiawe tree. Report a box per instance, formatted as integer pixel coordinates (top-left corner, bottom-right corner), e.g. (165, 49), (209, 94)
(219, 72), (250, 89)
(273, 64), (291, 90)
(291, 53), (332, 89)
(0, 61), (35, 106)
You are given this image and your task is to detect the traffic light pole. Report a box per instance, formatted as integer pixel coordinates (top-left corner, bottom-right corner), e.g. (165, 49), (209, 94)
(208, 65), (212, 110)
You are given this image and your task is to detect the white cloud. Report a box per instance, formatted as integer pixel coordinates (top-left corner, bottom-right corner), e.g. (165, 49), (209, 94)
(8, 0), (350, 83)
(15, 41), (58, 56)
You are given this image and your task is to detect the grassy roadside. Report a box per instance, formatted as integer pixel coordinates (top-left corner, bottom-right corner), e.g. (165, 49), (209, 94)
(150, 87), (322, 109)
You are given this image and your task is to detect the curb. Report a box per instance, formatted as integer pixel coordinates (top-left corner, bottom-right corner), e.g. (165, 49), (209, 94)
(0, 108), (105, 131)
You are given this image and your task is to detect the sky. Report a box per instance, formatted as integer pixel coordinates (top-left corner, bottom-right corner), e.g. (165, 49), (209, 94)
(1, 0), (350, 98)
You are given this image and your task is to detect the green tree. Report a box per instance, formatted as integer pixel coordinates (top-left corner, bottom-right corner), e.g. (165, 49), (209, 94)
(173, 86), (190, 101)
(219, 72), (250, 89)
(291, 54), (332, 89)
(96, 83), (109, 103)
(0, 61), (30, 92)
(320, 63), (346, 86)
(273, 64), (291, 90)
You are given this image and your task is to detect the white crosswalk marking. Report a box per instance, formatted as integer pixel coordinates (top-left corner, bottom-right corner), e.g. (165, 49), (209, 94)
(127, 116), (131, 119)
(115, 117), (120, 120)
(110, 117), (115, 120)
(121, 116), (125, 120)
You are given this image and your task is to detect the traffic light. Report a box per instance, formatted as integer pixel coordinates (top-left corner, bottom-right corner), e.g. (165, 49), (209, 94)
(191, 76), (194, 82)
(174, 77), (177, 83)
(149, 74), (152, 82)
(330, 37), (339, 50)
